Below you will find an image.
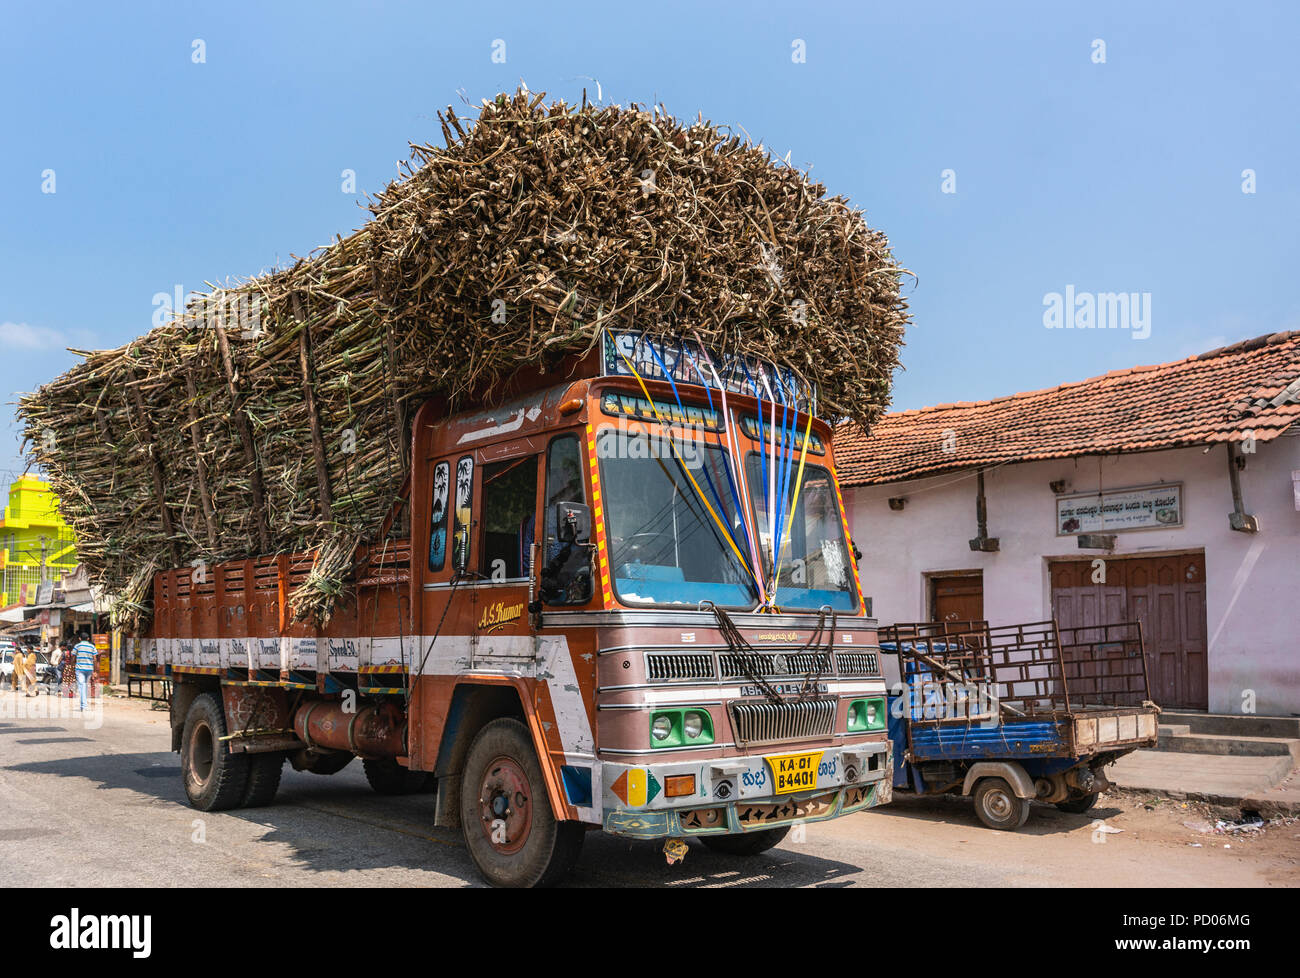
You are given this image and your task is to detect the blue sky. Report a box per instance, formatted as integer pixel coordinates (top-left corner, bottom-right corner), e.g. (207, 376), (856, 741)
(2, 0), (1297, 478)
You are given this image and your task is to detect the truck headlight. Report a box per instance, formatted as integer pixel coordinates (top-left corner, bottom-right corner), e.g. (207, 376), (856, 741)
(650, 709), (713, 747)
(683, 711), (704, 739)
(848, 697), (886, 732)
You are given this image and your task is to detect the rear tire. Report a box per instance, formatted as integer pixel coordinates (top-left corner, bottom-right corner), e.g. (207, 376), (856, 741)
(181, 692), (249, 811)
(242, 752), (285, 807)
(290, 749), (354, 775)
(973, 777), (1031, 831)
(700, 826), (790, 856)
(363, 757), (429, 795)
(460, 718), (584, 887)
(1056, 791), (1100, 814)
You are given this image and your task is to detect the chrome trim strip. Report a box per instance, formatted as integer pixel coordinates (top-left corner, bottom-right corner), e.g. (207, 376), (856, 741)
(423, 579), (529, 591)
(598, 680), (723, 693)
(542, 610), (877, 629)
(597, 701), (724, 710)
(597, 743), (739, 756)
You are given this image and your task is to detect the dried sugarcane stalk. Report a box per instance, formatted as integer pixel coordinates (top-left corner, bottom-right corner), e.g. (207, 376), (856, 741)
(123, 366), (181, 567)
(183, 369), (220, 551)
(212, 319), (272, 552)
(291, 292), (333, 524)
(18, 86), (912, 628)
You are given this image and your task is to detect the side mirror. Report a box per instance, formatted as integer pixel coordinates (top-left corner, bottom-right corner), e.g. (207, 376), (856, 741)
(555, 501), (591, 545)
(452, 524), (471, 573)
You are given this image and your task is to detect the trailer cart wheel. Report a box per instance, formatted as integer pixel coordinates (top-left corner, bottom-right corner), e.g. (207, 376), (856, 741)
(701, 826), (790, 856)
(363, 757), (430, 795)
(973, 777), (1031, 831)
(242, 752), (285, 807)
(1055, 791), (1100, 814)
(181, 692), (250, 811)
(460, 718), (584, 887)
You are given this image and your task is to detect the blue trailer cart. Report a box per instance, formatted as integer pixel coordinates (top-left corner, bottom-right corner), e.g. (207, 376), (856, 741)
(879, 619), (1159, 830)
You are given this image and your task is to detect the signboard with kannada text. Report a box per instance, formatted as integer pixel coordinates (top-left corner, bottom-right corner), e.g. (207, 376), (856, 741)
(1056, 483), (1183, 535)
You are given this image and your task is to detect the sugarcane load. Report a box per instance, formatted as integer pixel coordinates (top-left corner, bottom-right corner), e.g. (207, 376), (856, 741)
(18, 86), (911, 886)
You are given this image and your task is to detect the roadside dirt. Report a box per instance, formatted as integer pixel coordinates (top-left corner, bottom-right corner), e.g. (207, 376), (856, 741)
(817, 787), (1300, 887)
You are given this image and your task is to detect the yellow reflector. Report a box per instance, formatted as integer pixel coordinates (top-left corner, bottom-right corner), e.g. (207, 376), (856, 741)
(626, 768), (648, 807)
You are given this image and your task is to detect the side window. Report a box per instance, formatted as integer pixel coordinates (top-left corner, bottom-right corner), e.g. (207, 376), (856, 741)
(480, 455), (539, 581)
(545, 435), (586, 541)
(542, 435), (592, 606)
(451, 456), (475, 574)
(428, 461), (450, 572)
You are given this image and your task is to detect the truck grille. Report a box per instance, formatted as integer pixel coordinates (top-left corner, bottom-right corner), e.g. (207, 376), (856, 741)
(645, 653), (716, 681)
(729, 696), (837, 746)
(836, 651), (880, 676)
(718, 652), (831, 681)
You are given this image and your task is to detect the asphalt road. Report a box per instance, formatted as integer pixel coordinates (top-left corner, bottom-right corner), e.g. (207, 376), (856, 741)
(1, 693), (1293, 888)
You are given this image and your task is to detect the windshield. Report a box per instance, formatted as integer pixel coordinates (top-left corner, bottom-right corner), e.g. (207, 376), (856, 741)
(745, 455), (857, 612)
(598, 429), (759, 608)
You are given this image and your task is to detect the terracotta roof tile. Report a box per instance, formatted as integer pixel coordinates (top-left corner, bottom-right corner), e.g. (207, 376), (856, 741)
(836, 331), (1300, 487)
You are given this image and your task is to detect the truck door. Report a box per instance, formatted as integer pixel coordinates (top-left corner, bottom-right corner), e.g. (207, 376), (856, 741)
(418, 443), (545, 670)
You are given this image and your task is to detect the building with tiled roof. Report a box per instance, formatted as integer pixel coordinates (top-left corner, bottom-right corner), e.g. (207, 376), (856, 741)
(838, 332), (1300, 716)
(837, 330), (1300, 488)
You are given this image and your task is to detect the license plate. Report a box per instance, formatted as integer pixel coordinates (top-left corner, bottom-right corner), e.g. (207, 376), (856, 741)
(767, 750), (824, 795)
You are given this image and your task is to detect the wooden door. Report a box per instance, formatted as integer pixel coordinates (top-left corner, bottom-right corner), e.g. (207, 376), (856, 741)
(1050, 554), (1208, 709)
(931, 574), (984, 624)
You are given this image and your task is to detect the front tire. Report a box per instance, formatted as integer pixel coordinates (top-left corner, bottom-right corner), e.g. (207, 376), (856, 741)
(459, 718), (584, 887)
(972, 777), (1031, 831)
(181, 692), (249, 811)
(700, 826), (790, 856)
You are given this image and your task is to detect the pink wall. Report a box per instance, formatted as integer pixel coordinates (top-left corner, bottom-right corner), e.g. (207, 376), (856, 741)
(848, 435), (1300, 716)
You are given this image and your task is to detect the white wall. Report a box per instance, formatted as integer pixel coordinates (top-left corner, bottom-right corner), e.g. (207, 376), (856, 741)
(847, 435), (1300, 715)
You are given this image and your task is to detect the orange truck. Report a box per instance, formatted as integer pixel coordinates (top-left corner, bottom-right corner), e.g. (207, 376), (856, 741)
(130, 331), (892, 886)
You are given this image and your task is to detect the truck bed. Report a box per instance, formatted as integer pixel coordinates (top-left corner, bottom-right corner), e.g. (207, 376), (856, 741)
(902, 705), (1158, 762)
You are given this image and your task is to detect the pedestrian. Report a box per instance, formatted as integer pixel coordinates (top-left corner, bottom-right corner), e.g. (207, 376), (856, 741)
(49, 645), (64, 696)
(21, 645), (38, 697)
(72, 634), (97, 712)
(13, 645), (28, 695)
(60, 643), (76, 698)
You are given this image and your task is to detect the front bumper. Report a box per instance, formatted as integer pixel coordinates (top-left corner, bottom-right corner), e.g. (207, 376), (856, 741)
(601, 738), (893, 839)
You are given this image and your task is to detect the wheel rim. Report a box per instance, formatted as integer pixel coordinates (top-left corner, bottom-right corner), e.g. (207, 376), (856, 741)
(188, 720), (215, 787)
(984, 788), (1014, 820)
(478, 755), (533, 855)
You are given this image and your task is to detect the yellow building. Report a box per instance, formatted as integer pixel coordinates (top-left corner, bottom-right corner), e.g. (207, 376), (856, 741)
(0, 475), (77, 607)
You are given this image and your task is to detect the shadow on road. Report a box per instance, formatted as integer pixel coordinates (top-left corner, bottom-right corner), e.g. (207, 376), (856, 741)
(9, 749), (863, 887)
(571, 833), (863, 887)
(870, 793), (1119, 836)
